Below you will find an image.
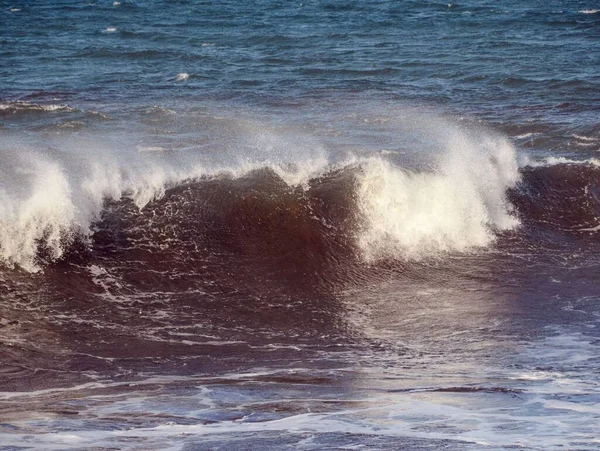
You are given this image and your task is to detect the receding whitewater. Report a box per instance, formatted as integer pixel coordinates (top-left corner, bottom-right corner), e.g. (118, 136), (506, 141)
(2, 1), (600, 450)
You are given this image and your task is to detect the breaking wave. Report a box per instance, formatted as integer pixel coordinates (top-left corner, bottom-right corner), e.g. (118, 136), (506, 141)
(3, 117), (599, 274)
(1, 123), (522, 273)
(356, 133), (519, 261)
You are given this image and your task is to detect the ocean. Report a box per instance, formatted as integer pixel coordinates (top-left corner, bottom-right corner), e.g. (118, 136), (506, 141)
(1, 1), (600, 449)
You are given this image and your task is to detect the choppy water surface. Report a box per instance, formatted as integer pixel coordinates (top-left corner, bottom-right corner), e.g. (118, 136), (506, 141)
(1, 1), (600, 450)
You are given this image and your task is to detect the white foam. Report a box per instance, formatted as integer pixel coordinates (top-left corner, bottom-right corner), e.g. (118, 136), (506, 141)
(579, 9), (599, 14)
(573, 134), (599, 142)
(578, 224), (600, 232)
(0, 357), (597, 451)
(136, 145), (165, 152)
(0, 102), (73, 112)
(176, 72), (190, 81)
(105, 27), (117, 33)
(524, 156), (600, 168)
(2, 390), (594, 450)
(356, 132), (520, 261)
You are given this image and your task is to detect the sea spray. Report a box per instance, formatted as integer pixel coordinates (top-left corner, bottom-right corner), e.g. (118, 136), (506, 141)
(356, 131), (520, 261)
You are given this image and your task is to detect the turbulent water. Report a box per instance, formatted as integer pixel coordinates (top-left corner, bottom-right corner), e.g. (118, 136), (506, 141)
(1, 1), (600, 450)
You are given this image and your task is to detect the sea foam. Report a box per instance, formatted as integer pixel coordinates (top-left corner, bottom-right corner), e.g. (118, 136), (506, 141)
(356, 130), (520, 261)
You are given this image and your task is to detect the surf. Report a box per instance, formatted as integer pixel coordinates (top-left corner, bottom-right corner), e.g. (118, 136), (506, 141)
(0, 111), (523, 273)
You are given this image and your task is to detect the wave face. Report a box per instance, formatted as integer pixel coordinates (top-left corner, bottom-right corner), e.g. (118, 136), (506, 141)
(513, 161), (600, 234)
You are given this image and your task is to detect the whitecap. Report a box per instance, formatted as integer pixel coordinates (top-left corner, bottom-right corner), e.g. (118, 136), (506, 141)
(525, 156), (600, 168)
(514, 132), (540, 139)
(356, 133), (520, 261)
(573, 134), (600, 142)
(0, 102), (73, 113)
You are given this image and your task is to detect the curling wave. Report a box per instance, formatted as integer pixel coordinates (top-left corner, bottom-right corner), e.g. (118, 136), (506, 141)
(0, 126), (522, 272)
(5, 115), (599, 274)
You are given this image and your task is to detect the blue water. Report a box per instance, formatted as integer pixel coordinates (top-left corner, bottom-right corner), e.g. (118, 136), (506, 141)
(2, 2), (600, 450)
(4, 1), (599, 118)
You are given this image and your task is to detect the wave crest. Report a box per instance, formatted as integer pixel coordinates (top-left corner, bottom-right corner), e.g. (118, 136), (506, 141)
(356, 134), (520, 261)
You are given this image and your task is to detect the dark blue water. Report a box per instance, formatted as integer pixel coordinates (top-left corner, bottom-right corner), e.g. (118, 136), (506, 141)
(4, 1), (599, 119)
(1, 2), (600, 450)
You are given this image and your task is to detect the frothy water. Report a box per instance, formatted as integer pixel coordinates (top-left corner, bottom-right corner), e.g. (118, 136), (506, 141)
(357, 131), (519, 261)
(2, 1), (600, 450)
